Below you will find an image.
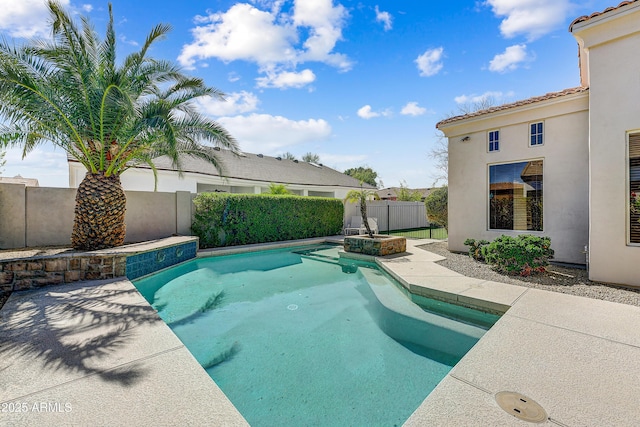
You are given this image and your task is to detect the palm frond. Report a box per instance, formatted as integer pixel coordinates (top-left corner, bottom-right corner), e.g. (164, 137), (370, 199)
(0, 0), (237, 183)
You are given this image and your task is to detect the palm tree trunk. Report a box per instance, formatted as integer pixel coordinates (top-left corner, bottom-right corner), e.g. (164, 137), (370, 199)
(360, 201), (373, 238)
(71, 172), (126, 250)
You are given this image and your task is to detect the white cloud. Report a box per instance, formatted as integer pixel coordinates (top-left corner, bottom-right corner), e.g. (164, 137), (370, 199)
(485, 0), (572, 40)
(375, 6), (392, 31)
(400, 102), (426, 116)
(0, 0), (70, 38)
(357, 105), (391, 119)
(454, 90), (514, 105)
(489, 44), (530, 73)
(178, 4), (296, 69)
(357, 105), (378, 119)
(292, 0), (351, 69)
(217, 113), (331, 153)
(81, 4), (93, 13)
(256, 68), (316, 89)
(415, 47), (444, 77)
(178, 1), (351, 88)
(197, 91), (259, 116)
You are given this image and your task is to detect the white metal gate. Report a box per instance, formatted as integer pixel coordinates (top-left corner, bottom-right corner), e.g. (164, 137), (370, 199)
(344, 200), (428, 232)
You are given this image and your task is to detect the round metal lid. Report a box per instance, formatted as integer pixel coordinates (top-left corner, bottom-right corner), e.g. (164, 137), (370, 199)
(495, 391), (548, 423)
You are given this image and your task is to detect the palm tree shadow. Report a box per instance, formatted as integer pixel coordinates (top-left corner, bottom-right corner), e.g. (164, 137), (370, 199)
(0, 279), (163, 388)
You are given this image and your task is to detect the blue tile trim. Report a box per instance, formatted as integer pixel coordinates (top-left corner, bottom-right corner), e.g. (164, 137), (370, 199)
(126, 242), (197, 280)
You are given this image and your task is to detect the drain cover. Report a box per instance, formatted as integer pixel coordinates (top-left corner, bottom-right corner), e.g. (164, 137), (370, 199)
(495, 391), (547, 423)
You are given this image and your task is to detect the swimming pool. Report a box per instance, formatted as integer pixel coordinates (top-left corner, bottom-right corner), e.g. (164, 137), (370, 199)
(134, 244), (499, 426)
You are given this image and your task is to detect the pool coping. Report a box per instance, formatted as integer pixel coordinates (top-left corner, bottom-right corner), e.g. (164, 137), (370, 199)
(2, 237), (640, 425)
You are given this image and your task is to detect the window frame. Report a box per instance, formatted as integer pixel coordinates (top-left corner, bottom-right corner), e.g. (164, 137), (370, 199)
(627, 131), (640, 246)
(487, 158), (544, 232)
(488, 129), (500, 152)
(529, 121), (544, 147)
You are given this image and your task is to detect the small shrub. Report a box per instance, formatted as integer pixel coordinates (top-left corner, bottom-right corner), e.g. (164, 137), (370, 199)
(482, 235), (554, 276)
(463, 238), (490, 261)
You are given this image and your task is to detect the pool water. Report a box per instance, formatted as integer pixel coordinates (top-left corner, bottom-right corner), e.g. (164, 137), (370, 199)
(134, 244), (499, 426)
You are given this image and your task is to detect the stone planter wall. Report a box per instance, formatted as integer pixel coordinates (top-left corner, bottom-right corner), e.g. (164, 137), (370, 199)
(344, 235), (407, 256)
(0, 256), (127, 293)
(0, 236), (197, 295)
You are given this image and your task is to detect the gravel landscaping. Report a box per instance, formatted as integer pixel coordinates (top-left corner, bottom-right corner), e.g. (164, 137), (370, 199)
(419, 240), (640, 307)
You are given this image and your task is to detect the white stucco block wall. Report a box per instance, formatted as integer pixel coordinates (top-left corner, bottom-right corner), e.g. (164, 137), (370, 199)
(573, 7), (640, 286)
(441, 94), (590, 264)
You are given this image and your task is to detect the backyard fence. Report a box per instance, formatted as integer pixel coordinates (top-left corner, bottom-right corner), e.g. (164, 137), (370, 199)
(0, 182), (446, 250)
(0, 183), (193, 249)
(344, 200), (427, 232)
(343, 200), (446, 239)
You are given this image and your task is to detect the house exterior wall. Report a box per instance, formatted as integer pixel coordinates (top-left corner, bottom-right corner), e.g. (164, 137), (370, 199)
(572, 5), (640, 286)
(68, 162), (356, 200)
(440, 94), (590, 264)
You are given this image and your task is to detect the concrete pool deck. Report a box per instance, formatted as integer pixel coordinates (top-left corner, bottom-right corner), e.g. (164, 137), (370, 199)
(1, 237), (640, 425)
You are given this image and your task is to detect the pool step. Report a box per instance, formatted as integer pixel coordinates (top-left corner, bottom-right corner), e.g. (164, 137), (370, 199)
(359, 268), (488, 361)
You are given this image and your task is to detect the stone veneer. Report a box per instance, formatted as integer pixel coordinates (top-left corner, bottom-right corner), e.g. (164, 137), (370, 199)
(343, 235), (407, 256)
(0, 256), (126, 293)
(0, 236), (198, 295)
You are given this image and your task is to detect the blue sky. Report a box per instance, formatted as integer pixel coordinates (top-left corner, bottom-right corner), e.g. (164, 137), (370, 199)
(0, 0), (616, 188)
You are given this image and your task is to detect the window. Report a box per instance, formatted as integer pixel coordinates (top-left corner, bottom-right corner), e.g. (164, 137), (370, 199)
(630, 133), (640, 244)
(489, 160), (543, 231)
(488, 130), (500, 152)
(530, 122), (544, 146)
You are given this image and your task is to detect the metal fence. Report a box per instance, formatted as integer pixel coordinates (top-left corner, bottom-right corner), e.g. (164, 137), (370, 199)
(387, 226), (447, 240)
(344, 200), (447, 239)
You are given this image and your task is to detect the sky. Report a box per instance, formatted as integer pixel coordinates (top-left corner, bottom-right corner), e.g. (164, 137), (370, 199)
(0, 0), (618, 189)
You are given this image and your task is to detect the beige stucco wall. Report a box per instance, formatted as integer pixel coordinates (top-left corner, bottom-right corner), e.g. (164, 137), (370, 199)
(0, 183), (191, 248)
(440, 94), (590, 264)
(124, 190), (179, 243)
(0, 183), (27, 249)
(572, 5), (640, 286)
(25, 187), (76, 247)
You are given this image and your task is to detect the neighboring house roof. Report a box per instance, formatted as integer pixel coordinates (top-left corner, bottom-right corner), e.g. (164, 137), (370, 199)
(377, 187), (435, 199)
(569, 0), (638, 30)
(520, 160), (543, 180)
(436, 87), (589, 128)
(490, 182), (524, 191)
(69, 149), (373, 189)
(0, 175), (39, 186)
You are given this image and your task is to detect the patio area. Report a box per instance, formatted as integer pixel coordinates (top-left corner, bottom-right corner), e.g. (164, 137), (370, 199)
(1, 238), (639, 425)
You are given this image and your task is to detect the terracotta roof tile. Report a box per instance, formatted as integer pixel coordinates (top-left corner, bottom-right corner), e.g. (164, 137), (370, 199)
(569, 1), (639, 31)
(436, 86), (589, 128)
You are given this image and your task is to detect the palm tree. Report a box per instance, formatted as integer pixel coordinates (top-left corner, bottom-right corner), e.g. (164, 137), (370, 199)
(0, 2), (237, 250)
(344, 184), (379, 238)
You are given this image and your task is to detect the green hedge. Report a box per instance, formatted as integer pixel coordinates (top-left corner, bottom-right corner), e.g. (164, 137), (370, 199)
(192, 193), (344, 248)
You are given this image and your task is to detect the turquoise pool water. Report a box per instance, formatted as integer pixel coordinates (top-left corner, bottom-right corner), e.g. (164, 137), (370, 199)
(134, 244), (499, 426)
